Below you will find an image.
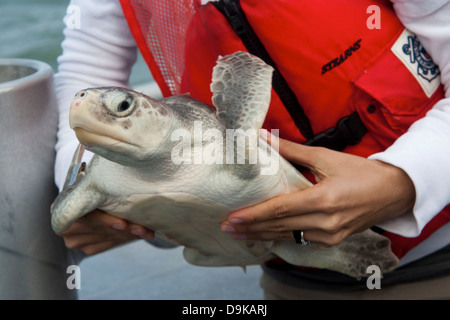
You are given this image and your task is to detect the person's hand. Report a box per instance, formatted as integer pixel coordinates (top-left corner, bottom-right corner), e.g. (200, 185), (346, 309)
(56, 209), (154, 255)
(220, 137), (416, 247)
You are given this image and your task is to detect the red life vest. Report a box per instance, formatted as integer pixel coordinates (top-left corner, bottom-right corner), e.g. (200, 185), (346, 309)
(120, 0), (450, 259)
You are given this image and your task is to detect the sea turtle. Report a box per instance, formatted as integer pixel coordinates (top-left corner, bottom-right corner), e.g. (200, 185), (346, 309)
(51, 51), (398, 278)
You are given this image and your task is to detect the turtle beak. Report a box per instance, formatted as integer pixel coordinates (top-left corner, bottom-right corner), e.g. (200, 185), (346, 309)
(69, 89), (139, 149)
(69, 90), (111, 146)
(69, 90), (97, 132)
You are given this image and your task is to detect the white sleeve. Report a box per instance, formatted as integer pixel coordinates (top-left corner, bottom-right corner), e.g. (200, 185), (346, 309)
(54, 0), (138, 191)
(370, 0), (450, 237)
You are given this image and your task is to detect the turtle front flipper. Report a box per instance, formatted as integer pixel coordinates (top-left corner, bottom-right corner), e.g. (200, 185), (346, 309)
(51, 158), (106, 234)
(51, 181), (106, 234)
(211, 52), (276, 178)
(211, 51), (273, 133)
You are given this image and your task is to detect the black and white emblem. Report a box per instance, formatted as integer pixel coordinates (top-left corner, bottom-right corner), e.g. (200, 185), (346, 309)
(391, 29), (441, 97)
(402, 35), (440, 83)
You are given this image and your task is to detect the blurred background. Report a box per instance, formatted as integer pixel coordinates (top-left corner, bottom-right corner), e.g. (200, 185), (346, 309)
(0, 0), (151, 86)
(0, 0), (263, 300)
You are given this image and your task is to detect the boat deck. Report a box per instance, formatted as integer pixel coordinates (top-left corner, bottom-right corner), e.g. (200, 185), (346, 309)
(77, 240), (263, 300)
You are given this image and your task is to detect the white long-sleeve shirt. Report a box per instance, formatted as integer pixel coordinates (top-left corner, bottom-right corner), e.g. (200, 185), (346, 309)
(54, 0), (450, 266)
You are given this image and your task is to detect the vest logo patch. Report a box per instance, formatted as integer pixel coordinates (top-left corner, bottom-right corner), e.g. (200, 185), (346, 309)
(391, 29), (440, 97)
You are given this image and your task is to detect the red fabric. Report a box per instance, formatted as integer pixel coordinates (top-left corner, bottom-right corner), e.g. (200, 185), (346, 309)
(119, 0), (448, 259)
(385, 205), (450, 258)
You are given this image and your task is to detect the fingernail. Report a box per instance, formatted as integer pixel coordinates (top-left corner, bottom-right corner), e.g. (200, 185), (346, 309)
(228, 218), (244, 224)
(112, 223), (125, 230)
(232, 233), (247, 240)
(140, 233), (154, 240)
(131, 228), (145, 236)
(221, 224), (236, 233)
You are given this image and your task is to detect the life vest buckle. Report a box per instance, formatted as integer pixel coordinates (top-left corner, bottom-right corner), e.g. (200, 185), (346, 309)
(305, 112), (367, 151)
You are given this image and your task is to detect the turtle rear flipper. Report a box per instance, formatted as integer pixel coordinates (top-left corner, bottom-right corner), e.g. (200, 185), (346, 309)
(272, 229), (399, 279)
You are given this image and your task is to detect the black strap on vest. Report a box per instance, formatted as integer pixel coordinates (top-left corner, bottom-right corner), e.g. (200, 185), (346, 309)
(304, 112), (367, 150)
(212, 0), (367, 151)
(212, 0), (314, 140)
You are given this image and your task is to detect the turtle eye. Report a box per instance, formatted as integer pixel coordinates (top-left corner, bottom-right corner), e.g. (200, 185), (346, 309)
(113, 96), (135, 116)
(117, 98), (132, 113)
(103, 90), (135, 116)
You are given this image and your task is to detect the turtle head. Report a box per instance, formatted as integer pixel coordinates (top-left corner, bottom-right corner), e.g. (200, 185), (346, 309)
(69, 87), (174, 165)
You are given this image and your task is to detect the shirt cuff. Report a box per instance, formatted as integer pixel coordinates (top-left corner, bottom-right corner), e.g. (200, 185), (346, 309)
(369, 101), (450, 237)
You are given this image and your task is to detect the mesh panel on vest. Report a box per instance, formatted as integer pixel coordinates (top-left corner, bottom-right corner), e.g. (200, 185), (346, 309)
(130, 0), (196, 95)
